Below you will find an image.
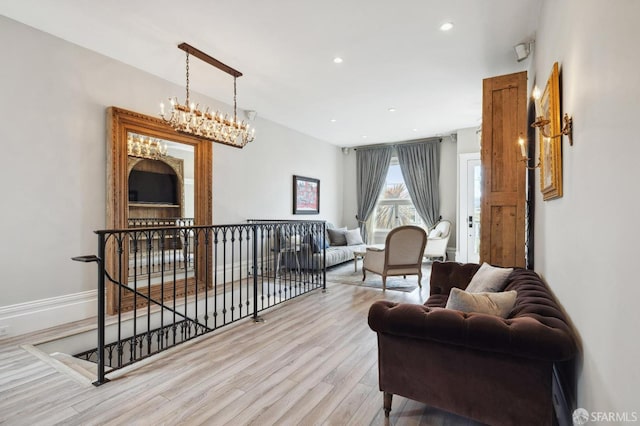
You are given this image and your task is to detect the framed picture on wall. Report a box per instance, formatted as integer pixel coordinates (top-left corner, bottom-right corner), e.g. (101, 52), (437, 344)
(293, 175), (320, 214)
(539, 62), (563, 200)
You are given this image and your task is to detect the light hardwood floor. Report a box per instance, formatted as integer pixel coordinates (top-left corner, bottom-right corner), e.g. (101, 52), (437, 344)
(0, 280), (483, 425)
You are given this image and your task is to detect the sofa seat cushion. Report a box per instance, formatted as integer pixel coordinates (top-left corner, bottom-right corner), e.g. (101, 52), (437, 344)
(324, 244), (367, 268)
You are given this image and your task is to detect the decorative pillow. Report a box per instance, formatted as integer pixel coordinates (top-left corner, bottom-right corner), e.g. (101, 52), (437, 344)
(466, 262), (513, 293)
(428, 229), (443, 238)
(445, 288), (517, 318)
(345, 228), (364, 245)
(327, 227), (347, 246)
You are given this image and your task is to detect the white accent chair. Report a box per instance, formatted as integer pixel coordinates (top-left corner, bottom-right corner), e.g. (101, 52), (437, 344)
(424, 220), (451, 261)
(362, 225), (427, 291)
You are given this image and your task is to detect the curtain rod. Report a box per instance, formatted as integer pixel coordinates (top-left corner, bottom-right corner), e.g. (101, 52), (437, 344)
(352, 136), (443, 151)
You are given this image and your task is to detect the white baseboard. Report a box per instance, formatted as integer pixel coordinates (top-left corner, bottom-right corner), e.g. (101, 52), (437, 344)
(446, 247), (456, 261)
(0, 291), (98, 339)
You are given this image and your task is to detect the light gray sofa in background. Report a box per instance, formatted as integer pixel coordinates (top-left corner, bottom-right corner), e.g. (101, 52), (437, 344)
(277, 223), (366, 271)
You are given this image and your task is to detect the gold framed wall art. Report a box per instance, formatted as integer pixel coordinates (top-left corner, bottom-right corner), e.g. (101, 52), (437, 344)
(539, 62), (563, 200)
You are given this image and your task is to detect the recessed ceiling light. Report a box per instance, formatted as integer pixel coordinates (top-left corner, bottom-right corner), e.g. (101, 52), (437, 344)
(362, 135), (368, 139)
(330, 118), (337, 122)
(333, 57), (343, 64)
(440, 22), (454, 31)
(388, 107), (397, 112)
(412, 128), (418, 132)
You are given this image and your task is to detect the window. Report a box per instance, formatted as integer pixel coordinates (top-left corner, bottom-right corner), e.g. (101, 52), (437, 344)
(369, 157), (424, 243)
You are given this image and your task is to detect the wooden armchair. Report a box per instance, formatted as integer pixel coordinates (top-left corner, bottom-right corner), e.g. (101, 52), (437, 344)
(362, 226), (427, 291)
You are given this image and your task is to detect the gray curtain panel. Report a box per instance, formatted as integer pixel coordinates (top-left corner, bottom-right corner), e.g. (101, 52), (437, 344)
(356, 146), (393, 242)
(396, 139), (441, 228)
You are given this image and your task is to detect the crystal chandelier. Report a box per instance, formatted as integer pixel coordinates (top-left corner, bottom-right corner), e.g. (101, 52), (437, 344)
(127, 133), (168, 160)
(160, 43), (255, 148)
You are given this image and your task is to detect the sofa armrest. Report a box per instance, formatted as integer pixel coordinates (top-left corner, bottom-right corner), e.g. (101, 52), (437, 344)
(368, 300), (576, 361)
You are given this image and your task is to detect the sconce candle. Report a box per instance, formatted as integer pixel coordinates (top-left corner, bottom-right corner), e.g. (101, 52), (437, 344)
(532, 86), (542, 116)
(518, 137), (527, 158)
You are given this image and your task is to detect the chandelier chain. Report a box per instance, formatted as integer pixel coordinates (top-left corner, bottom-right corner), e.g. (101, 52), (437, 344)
(233, 77), (237, 121)
(185, 51), (190, 104)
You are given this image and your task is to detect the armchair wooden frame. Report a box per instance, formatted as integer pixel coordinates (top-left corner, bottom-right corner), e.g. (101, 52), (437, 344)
(362, 225), (427, 291)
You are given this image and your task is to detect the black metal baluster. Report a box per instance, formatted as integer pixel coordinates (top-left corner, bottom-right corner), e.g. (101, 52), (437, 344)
(252, 224), (259, 321)
(172, 227), (178, 346)
(222, 228), (228, 325)
(322, 221), (327, 291)
(204, 228), (210, 329)
(213, 229), (219, 329)
(183, 227), (189, 339)
(117, 233), (124, 368)
(194, 227), (199, 329)
(245, 227), (251, 317)
(237, 228), (243, 318)
(96, 232), (107, 385)
(230, 228), (236, 321)
(159, 228), (166, 350)
(146, 230), (153, 358)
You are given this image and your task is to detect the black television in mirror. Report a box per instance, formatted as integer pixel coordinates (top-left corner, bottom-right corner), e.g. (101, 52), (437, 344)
(128, 170), (177, 204)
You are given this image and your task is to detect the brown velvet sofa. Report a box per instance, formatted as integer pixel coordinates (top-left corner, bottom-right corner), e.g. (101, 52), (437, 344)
(368, 261), (577, 426)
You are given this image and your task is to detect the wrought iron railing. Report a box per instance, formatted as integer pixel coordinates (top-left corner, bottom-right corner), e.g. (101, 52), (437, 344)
(126, 218), (195, 279)
(73, 220), (326, 385)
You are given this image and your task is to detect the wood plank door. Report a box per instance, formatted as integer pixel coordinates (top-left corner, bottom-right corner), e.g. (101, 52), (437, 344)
(480, 72), (527, 268)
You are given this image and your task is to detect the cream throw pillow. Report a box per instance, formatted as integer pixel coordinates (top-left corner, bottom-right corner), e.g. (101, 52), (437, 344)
(445, 288), (517, 318)
(345, 228), (364, 245)
(466, 262), (513, 293)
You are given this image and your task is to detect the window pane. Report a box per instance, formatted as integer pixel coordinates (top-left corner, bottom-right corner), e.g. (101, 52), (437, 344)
(370, 157), (424, 242)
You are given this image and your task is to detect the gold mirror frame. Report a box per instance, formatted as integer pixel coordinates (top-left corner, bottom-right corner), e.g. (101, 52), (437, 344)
(106, 107), (212, 315)
(539, 62), (563, 200)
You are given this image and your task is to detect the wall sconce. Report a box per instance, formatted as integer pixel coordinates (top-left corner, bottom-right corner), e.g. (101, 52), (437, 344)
(518, 137), (539, 169)
(519, 62), (568, 200)
(531, 86), (573, 146)
(341, 147), (350, 155)
(518, 83), (574, 168)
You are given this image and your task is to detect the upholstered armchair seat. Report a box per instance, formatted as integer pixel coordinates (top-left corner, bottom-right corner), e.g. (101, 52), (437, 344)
(362, 225), (427, 290)
(424, 220), (451, 261)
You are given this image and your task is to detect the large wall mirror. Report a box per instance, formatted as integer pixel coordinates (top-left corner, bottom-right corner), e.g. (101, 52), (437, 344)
(107, 107), (212, 315)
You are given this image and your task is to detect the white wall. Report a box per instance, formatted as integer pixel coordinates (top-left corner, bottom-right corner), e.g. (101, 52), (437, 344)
(534, 0), (640, 413)
(456, 126), (481, 154)
(0, 17), (343, 333)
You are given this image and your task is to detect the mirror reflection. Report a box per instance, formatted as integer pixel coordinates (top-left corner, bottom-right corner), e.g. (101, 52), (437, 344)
(126, 132), (195, 284)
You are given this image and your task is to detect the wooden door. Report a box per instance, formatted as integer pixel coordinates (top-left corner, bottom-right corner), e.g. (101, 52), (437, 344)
(480, 72), (527, 267)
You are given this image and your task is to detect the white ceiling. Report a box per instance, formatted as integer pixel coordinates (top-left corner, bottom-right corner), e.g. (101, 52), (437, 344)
(0, 0), (540, 146)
